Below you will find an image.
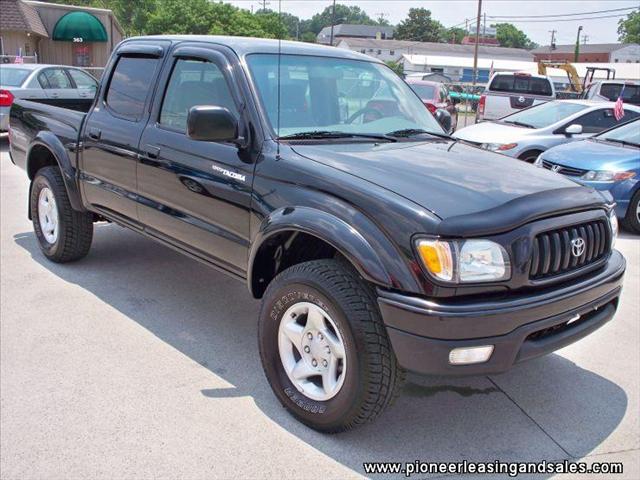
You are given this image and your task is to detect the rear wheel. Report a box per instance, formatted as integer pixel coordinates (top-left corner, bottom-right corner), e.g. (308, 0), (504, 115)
(258, 259), (404, 432)
(621, 190), (640, 234)
(30, 166), (93, 263)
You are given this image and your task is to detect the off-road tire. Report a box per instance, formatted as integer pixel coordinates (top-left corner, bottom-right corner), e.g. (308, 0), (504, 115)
(30, 166), (93, 262)
(258, 258), (404, 433)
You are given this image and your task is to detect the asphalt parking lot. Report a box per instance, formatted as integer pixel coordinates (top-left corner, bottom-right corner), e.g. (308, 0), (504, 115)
(1, 136), (638, 479)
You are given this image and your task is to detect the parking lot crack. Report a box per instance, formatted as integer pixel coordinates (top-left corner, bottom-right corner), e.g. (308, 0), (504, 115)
(487, 376), (571, 458)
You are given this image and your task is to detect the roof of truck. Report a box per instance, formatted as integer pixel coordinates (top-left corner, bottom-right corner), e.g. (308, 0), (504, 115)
(124, 35), (382, 62)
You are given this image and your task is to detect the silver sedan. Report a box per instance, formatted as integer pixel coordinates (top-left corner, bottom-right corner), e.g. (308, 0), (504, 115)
(0, 64), (98, 131)
(453, 100), (640, 162)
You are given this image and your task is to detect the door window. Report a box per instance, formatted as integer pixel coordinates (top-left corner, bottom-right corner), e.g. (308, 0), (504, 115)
(105, 55), (160, 120)
(67, 69), (97, 88)
(159, 58), (238, 132)
(38, 69), (73, 89)
(573, 108), (639, 133)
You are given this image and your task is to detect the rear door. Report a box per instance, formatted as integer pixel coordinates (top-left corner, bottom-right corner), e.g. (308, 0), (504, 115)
(37, 67), (78, 103)
(79, 42), (168, 225)
(136, 43), (254, 276)
(66, 68), (99, 100)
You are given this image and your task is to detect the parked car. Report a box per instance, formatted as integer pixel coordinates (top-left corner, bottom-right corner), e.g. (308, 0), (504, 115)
(454, 99), (640, 162)
(535, 118), (640, 233)
(406, 78), (458, 132)
(583, 80), (640, 106)
(0, 63), (98, 131)
(479, 71), (555, 121)
(9, 36), (625, 432)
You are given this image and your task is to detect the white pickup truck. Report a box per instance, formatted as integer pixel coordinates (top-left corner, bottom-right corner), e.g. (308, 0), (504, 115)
(478, 72), (555, 121)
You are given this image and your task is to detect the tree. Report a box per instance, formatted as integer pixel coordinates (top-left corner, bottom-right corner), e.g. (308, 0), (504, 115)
(307, 4), (377, 34)
(385, 60), (404, 77)
(618, 10), (640, 43)
(146, 0), (215, 35)
(445, 27), (466, 44)
(494, 23), (537, 49)
(394, 8), (445, 42)
(256, 9), (301, 39)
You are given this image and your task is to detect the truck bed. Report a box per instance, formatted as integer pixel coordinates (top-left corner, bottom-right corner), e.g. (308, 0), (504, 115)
(9, 98), (90, 172)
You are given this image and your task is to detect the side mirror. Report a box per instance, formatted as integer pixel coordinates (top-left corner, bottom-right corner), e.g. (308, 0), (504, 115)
(434, 108), (452, 133)
(564, 123), (583, 136)
(187, 105), (238, 142)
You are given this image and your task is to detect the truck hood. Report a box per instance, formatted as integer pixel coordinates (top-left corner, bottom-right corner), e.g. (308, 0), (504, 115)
(453, 121), (534, 144)
(291, 139), (591, 220)
(542, 138), (640, 171)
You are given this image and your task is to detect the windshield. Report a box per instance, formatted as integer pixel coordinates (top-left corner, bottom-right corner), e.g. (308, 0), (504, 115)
(0, 68), (31, 87)
(246, 54), (443, 139)
(501, 101), (589, 128)
(409, 84), (435, 100)
(597, 120), (640, 146)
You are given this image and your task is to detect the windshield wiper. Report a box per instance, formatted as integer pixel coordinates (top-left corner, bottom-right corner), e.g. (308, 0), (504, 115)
(386, 128), (450, 139)
(503, 120), (535, 129)
(277, 130), (396, 142)
(602, 138), (640, 148)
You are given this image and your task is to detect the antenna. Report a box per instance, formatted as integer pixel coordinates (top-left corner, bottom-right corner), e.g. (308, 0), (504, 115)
(276, 0), (282, 159)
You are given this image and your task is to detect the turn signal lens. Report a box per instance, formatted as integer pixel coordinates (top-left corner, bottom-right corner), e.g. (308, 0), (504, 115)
(497, 143), (518, 151)
(416, 239), (453, 281)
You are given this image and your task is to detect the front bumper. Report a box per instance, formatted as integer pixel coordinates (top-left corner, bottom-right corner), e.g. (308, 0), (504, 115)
(378, 250), (625, 376)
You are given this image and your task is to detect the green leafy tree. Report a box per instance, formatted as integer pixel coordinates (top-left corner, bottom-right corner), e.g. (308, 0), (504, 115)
(256, 9), (301, 39)
(308, 4), (377, 34)
(301, 31), (317, 43)
(394, 8), (445, 42)
(146, 0), (214, 35)
(385, 60), (404, 77)
(618, 10), (640, 43)
(445, 27), (466, 44)
(494, 23), (537, 49)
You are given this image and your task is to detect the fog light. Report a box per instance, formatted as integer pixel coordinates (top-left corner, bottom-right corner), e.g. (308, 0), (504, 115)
(449, 345), (494, 365)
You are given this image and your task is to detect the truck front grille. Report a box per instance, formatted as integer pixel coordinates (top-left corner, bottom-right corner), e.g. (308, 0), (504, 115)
(541, 160), (587, 177)
(529, 220), (610, 280)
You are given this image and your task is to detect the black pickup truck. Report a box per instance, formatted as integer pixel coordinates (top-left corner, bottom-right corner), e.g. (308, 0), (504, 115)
(9, 36), (625, 433)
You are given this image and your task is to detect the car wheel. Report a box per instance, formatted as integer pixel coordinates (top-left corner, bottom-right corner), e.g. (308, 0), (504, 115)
(621, 190), (640, 234)
(258, 259), (404, 432)
(31, 166), (93, 263)
(518, 150), (543, 163)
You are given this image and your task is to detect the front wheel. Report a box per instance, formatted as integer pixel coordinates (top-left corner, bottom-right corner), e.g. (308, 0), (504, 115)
(621, 190), (640, 234)
(258, 259), (404, 432)
(30, 166), (94, 263)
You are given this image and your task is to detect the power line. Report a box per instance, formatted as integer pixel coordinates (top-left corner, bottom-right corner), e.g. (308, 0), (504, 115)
(490, 13), (630, 23)
(487, 6), (635, 19)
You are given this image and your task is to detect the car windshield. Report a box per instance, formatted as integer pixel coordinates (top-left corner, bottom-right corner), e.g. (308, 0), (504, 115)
(246, 54), (443, 139)
(500, 101), (589, 129)
(409, 84), (435, 99)
(0, 68), (31, 87)
(597, 120), (640, 146)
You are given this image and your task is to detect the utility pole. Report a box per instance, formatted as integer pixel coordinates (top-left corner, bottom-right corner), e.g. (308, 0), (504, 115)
(483, 12), (486, 43)
(574, 25), (583, 62)
(581, 34), (589, 45)
(329, 0), (337, 46)
(472, 0), (482, 86)
(549, 29), (556, 50)
(296, 21), (299, 41)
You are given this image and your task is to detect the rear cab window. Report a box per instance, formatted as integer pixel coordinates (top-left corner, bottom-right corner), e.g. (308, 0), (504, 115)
(489, 74), (553, 97)
(598, 83), (640, 105)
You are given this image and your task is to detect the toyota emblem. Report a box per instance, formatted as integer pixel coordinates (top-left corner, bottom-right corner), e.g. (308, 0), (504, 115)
(571, 237), (586, 257)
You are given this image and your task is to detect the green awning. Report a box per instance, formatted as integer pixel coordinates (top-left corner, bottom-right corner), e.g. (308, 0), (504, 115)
(52, 11), (108, 42)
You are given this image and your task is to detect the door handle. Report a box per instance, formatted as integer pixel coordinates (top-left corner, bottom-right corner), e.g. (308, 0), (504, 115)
(88, 128), (101, 140)
(144, 145), (161, 159)
(50, 92), (59, 98)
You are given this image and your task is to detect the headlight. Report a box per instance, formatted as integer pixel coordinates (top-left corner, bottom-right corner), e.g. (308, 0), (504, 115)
(416, 239), (511, 283)
(582, 170), (636, 182)
(481, 142), (518, 152)
(609, 210), (618, 248)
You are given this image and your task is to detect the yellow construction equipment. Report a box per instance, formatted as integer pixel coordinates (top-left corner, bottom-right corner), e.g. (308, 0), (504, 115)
(537, 61), (616, 95)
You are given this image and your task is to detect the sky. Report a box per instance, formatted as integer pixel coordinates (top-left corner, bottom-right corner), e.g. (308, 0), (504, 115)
(223, 0), (638, 45)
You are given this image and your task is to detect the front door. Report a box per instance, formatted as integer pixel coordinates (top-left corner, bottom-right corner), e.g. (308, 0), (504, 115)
(137, 44), (254, 277)
(80, 44), (166, 224)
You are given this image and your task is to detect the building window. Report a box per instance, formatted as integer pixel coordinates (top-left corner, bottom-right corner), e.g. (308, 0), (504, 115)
(368, 49), (373, 52)
(615, 59), (619, 63)
(390, 50), (395, 56)
(24, 44), (31, 56)
(377, 49), (382, 55)
(360, 49), (366, 54)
